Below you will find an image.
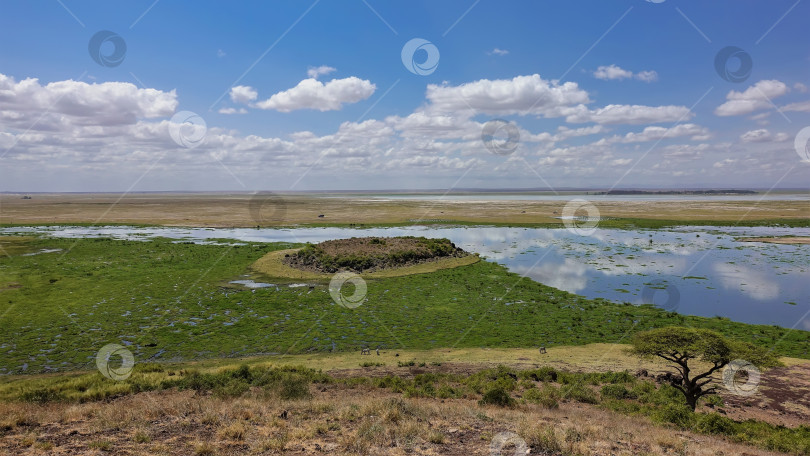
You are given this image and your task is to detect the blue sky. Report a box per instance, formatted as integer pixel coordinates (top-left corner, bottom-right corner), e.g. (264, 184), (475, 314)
(0, 0), (808, 191)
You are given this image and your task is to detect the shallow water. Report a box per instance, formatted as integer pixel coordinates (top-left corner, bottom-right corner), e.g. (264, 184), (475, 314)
(3, 224), (809, 329)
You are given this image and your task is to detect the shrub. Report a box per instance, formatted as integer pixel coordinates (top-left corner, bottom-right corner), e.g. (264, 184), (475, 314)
(478, 387), (515, 407)
(214, 378), (250, 398)
(523, 385), (560, 408)
(702, 394), (724, 408)
(693, 413), (736, 435)
(278, 374), (311, 400)
(437, 385), (462, 399)
(560, 383), (598, 404)
(600, 384), (636, 400)
(520, 366), (558, 382)
(653, 403), (694, 428)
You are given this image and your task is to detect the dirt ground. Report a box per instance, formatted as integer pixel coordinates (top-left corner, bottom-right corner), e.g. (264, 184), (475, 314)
(1, 193), (808, 227)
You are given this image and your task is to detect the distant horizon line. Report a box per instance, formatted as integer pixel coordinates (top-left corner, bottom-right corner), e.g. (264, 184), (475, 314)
(2, 187), (809, 195)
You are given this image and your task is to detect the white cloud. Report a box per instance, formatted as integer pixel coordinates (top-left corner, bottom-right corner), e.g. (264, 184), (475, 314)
(564, 104), (693, 125)
(604, 123), (709, 143)
(0, 73), (176, 131)
(425, 74), (590, 117)
(2, 71), (805, 191)
(554, 125), (607, 140)
(594, 65), (633, 81)
(229, 85), (258, 104)
(714, 79), (789, 116)
(781, 100), (810, 112)
(739, 129), (789, 143)
(487, 48), (509, 56)
(424, 74), (686, 125)
(593, 65), (658, 82)
(218, 107), (247, 115)
(635, 70), (659, 83)
(255, 77), (375, 112)
(307, 65), (337, 79)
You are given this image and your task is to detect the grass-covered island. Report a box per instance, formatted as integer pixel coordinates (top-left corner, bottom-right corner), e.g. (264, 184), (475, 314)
(284, 236), (469, 273)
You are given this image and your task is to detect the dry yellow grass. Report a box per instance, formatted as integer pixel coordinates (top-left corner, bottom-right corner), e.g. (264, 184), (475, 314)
(0, 385), (791, 455)
(177, 343), (807, 377)
(250, 248), (480, 280)
(1, 193), (807, 227)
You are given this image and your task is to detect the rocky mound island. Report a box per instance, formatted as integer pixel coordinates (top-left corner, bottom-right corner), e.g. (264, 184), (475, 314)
(283, 236), (470, 273)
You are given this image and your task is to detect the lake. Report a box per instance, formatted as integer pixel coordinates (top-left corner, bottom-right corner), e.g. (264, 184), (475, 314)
(3, 224), (808, 329)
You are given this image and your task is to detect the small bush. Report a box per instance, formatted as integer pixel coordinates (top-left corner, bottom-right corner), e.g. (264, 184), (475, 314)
(479, 387), (515, 407)
(521, 424), (562, 453)
(600, 384), (636, 400)
(702, 394), (724, 408)
(560, 383), (598, 404)
(278, 374), (311, 400)
(521, 366), (558, 382)
(524, 385), (560, 408)
(428, 430), (445, 444)
(437, 385), (462, 399)
(693, 413), (736, 435)
(654, 403), (694, 428)
(214, 378), (250, 398)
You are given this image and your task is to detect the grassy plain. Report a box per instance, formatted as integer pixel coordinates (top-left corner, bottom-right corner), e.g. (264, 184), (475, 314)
(1, 236), (808, 377)
(1, 192), (809, 227)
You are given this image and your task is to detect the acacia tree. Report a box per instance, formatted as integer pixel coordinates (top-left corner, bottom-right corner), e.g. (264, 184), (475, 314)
(630, 326), (781, 411)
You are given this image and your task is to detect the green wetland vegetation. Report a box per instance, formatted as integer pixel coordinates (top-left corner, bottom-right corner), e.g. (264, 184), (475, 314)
(1, 235), (808, 376)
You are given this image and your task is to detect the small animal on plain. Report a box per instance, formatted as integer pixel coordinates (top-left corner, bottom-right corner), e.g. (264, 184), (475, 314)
(318, 214), (325, 218)
(539, 346), (547, 354)
(376, 348), (380, 356)
(279, 410), (288, 419)
(361, 348), (370, 355)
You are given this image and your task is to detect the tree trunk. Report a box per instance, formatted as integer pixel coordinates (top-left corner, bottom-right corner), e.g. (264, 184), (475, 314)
(685, 393), (698, 412)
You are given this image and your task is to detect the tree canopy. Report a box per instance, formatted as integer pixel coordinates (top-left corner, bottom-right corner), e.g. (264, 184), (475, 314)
(630, 326), (782, 411)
